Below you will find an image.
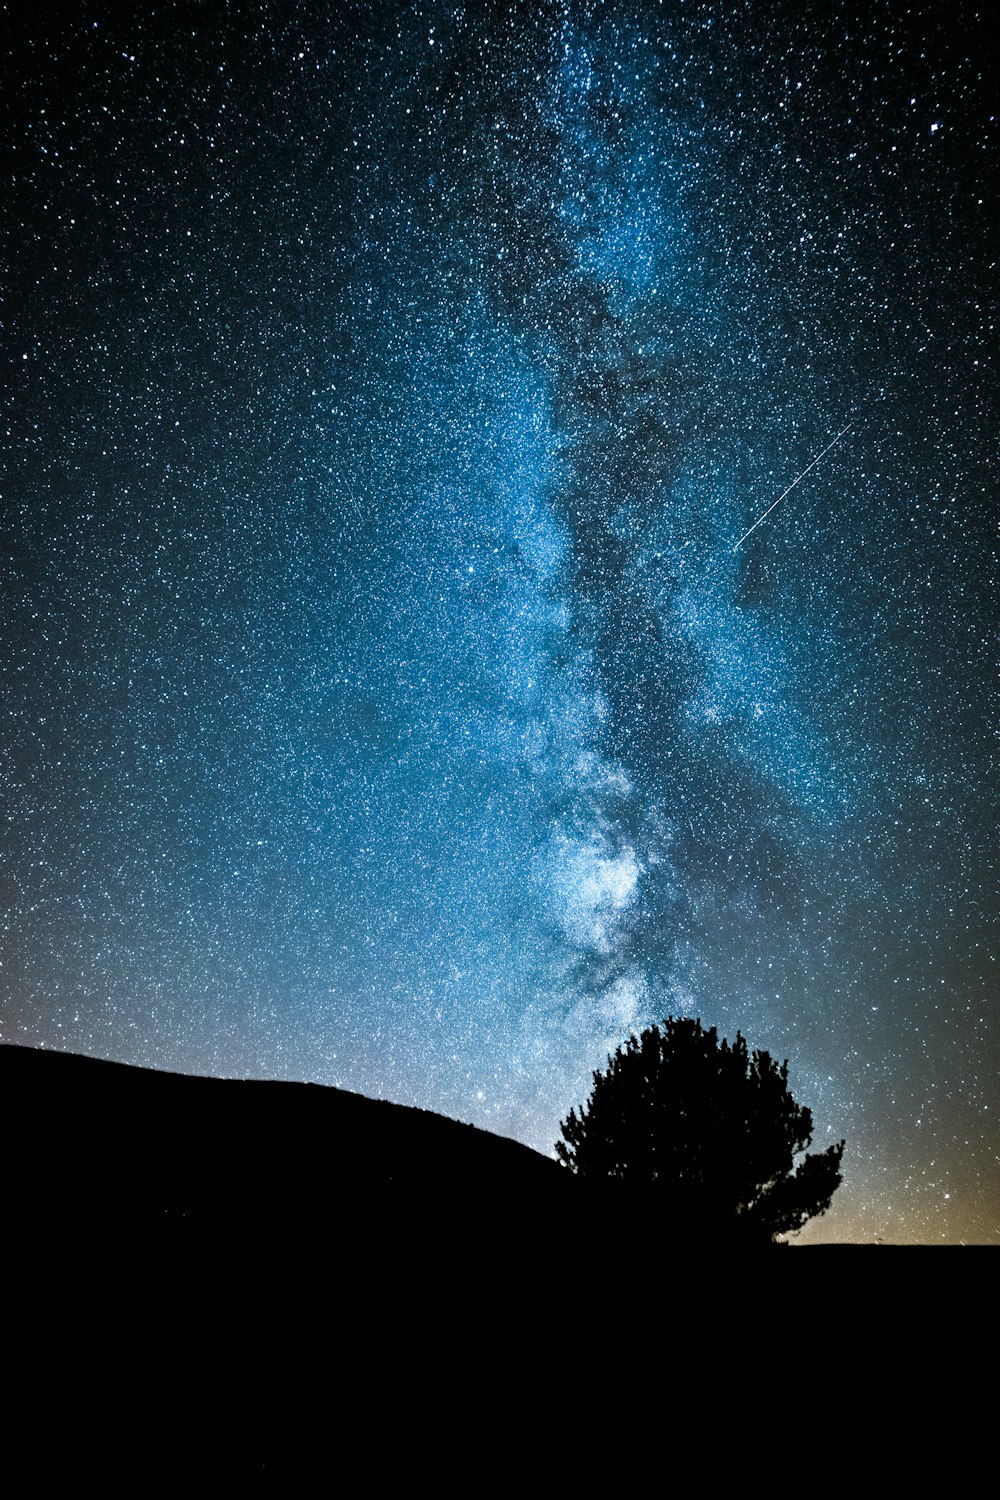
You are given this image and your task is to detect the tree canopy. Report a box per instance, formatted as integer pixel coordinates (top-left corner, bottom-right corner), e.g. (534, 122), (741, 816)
(556, 1016), (845, 1244)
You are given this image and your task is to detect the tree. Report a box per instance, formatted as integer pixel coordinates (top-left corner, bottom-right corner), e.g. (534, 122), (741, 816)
(556, 1016), (844, 1244)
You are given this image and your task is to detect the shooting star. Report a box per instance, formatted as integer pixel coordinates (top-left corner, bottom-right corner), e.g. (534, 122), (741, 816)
(733, 421), (855, 550)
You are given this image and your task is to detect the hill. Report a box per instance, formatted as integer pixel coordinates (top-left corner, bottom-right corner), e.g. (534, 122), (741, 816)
(2, 1043), (567, 1234)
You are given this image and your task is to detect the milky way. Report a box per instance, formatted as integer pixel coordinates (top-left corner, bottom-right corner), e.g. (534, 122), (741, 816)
(3, 1), (995, 1242)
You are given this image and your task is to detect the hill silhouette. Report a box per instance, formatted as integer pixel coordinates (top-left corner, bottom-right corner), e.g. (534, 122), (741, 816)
(2, 1044), (567, 1234)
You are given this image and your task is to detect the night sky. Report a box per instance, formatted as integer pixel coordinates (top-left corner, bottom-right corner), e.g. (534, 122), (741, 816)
(3, 0), (995, 1243)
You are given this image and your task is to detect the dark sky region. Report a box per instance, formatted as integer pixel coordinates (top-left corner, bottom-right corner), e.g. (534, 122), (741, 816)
(2, 0), (995, 1243)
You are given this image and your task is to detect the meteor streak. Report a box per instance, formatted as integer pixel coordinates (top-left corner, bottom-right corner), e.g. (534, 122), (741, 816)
(733, 421), (855, 550)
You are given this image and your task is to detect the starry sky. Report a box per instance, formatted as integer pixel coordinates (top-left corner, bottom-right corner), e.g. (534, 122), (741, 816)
(3, 0), (996, 1243)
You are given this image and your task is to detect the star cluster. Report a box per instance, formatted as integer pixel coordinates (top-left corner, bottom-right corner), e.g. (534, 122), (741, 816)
(3, 0), (995, 1241)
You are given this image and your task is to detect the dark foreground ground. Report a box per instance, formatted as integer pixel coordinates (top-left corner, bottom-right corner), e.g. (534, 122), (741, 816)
(5, 1044), (992, 1472)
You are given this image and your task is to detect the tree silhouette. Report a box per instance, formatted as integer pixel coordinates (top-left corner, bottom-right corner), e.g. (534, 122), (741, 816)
(556, 1017), (845, 1244)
